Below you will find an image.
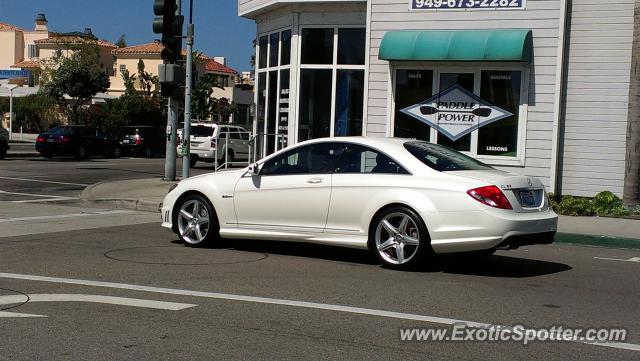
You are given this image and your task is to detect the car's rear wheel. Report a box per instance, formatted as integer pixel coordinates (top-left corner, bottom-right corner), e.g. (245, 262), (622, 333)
(0, 143), (7, 160)
(189, 155), (198, 168)
(369, 206), (431, 269)
(176, 194), (219, 247)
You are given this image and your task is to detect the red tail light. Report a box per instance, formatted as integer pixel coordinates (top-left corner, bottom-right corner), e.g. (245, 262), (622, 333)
(467, 185), (512, 210)
(135, 135), (144, 145)
(60, 136), (71, 143)
(36, 136), (45, 143)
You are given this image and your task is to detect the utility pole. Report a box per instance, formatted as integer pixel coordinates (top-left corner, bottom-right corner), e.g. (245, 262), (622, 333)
(164, 97), (178, 180)
(182, 0), (194, 179)
(6, 84), (17, 141)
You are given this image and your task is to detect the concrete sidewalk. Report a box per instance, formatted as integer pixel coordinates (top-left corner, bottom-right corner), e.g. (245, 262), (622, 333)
(80, 177), (177, 213)
(80, 177), (640, 246)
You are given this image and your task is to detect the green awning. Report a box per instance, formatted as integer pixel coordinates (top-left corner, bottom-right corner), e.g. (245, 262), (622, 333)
(379, 30), (533, 62)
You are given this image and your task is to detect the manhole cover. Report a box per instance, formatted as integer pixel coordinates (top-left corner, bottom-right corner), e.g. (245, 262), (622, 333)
(104, 246), (268, 265)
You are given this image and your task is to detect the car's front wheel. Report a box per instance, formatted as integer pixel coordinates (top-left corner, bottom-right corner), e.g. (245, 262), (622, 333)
(369, 206), (431, 269)
(176, 194), (219, 247)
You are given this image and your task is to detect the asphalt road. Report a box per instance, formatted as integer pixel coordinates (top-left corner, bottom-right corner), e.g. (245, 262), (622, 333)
(1, 155), (639, 360)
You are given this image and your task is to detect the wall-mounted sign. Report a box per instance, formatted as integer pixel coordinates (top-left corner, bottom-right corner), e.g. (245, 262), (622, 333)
(410, 0), (525, 10)
(0, 69), (30, 80)
(399, 84), (512, 141)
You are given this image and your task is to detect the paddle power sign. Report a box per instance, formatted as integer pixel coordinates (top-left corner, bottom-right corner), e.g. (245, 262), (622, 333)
(399, 84), (513, 141)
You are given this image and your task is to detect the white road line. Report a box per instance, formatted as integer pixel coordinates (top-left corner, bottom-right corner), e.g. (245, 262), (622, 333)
(0, 210), (134, 223)
(594, 257), (640, 263)
(0, 197), (80, 204)
(0, 311), (46, 318)
(0, 294), (196, 311)
(0, 176), (89, 187)
(0, 272), (637, 352)
(0, 190), (71, 198)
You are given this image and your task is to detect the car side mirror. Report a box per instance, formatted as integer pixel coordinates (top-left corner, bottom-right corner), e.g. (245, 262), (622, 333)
(248, 163), (261, 176)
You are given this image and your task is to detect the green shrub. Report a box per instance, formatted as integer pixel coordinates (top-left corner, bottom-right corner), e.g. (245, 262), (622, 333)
(556, 195), (594, 216)
(592, 191), (630, 216)
(547, 192), (560, 213)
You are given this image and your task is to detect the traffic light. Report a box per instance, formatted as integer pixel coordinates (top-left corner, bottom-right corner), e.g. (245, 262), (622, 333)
(152, 0), (183, 63)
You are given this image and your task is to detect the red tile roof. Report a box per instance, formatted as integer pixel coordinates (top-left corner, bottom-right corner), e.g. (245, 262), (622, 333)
(0, 22), (25, 32)
(111, 42), (165, 55)
(35, 36), (116, 48)
(204, 59), (237, 75)
(11, 60), (40, 69)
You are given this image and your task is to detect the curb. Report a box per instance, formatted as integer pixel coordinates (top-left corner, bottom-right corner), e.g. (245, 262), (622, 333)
(556, 232), (640, 250)
(80, 181), (164, 213)
(6, 152), (40, 158)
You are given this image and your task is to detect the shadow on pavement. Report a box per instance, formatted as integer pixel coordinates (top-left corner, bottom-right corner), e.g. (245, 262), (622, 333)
(172, 238), (572, 277)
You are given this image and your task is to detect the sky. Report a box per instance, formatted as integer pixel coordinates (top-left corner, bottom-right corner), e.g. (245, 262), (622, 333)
(0, 0), (256, 72)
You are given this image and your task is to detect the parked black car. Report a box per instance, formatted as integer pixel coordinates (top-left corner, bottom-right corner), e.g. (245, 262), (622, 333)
(36, 125), (121, 159)
(118, 126), (166, 158)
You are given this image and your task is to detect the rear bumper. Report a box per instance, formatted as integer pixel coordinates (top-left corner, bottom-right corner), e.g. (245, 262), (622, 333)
(497, 231), (555, 250)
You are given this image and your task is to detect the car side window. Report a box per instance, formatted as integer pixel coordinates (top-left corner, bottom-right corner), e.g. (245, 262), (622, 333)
(260, 143), (343, 176)
(334, 144), (409, 174)
(218, 127), (227, 139)
(230, 128), (241, 139)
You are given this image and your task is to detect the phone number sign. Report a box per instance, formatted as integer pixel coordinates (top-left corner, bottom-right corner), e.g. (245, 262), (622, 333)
(411, 0), (525, 10)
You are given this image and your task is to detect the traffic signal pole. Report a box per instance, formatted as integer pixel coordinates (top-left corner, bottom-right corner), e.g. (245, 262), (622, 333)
(182, 0), (193, 179)
(164, 97), (178, 181)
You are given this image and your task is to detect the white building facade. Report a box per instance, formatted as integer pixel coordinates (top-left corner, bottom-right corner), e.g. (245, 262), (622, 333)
(239, 0), (636, 197)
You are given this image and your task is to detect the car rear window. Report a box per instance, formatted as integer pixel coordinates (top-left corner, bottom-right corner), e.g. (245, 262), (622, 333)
(191, 125), (215, 137)
(404, 141), (493, 172)
(49, 126), (75, 136)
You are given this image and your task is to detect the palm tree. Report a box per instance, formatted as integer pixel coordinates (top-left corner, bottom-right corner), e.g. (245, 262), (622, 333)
(624, 0), (640, 207)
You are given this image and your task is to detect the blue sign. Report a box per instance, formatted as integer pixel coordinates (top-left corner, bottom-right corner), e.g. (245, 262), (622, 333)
(410, 0), (525, 10)
(0, 69), (30, 80)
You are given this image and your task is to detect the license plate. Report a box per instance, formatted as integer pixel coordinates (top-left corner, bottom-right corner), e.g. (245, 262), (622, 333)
(519, 190), (536, 207)
(122, 139), (130, 144)
(46, 138), (54, 143)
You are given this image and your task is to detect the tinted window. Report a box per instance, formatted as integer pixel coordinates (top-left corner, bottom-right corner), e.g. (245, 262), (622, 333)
(337, 28), (365, 65)
(260, 143), (342, 176)
(301, 28), (333, 64)
(230, 130), (241, 139)
(335, 144), (408, 174)
(49, 126), (74, 136)
(240, 132), (250, 141)
(404, 141), (493, 172)
(191, 125), (215, 137)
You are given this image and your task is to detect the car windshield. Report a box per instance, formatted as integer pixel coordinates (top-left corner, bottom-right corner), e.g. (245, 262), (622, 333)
(191, 125), (215, 137)
(404, 141), (493, 172)
(48, 126), (75, 136)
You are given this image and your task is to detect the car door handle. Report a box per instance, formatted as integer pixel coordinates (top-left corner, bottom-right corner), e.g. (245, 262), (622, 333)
(307, 177), (324, 184)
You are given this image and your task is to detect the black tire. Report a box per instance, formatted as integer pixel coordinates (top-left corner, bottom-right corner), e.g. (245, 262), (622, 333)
(368, 206), (432, 270)
(174, 194), (220, 247)
(226, 149), (234, 164)
(75, 146), (88, 160)
(0, 143), (7, 160)
(42, 152), (53, 159)
(189, 155), (198, 168)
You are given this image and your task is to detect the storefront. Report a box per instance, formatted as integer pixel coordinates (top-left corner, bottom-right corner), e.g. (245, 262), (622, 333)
(239, 0), (636, 198)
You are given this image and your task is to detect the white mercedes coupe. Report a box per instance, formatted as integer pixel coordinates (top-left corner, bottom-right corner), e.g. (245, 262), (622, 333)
(161, 137), (557, 269)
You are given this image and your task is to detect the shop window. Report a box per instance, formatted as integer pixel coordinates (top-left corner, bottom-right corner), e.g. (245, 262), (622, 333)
(299, 69), (332, 141)
(269, 33), (279, 67)
(281, 30), (291, 66)
(337, 28), (365, 65)
(478, 71), (521, 157)
(301, 28), (334, 65)
(299, 27), (366, 141)
(255, 28), (293, 157)
(335, 69), (364, 136)
(258, 35), (268, 69)
(393, 68), (524, 160)
(394, 70), (433, 141)
(437, 73), (473, 152)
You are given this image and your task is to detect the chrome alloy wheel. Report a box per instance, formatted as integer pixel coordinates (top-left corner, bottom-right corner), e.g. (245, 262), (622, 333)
(177, 199), (210, 245)
(374, 212), (421, 265)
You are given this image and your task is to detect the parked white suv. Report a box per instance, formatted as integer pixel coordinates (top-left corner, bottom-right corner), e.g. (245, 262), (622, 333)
(177, 123), (251, 168)
(0, 127), (9, 160)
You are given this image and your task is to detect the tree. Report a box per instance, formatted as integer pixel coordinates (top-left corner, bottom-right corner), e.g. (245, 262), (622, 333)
(137, 59), (158, 98)
(624, 0), (640, 207)
(116, 34), (127, 48)
(192, 73), (222, 120)
(121, 68), (137, 95)
(42, 55), (110, 124)
(13, 94), (58, 132)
